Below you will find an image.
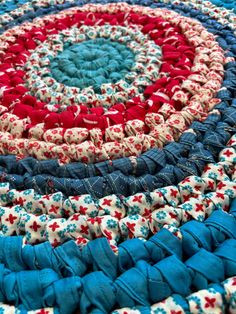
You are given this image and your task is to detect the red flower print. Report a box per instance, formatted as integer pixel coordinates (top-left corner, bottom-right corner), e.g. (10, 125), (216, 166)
(102, 198), (112, 206)
(49, 222), (60, 232)
(43, 195), (51, 200)
(80, 225), (89, 235)
(114, 211), (122, 219)
(170, 189), (178, 197)
(204, 165), (212, 172)
(76, 237), (87, 245)
(87, 218), (96, 225)
(194, 185), (202, 191)
(183, 195), (190, 202)
(79, 206), (87, 215)
(89, 217), (102, 224)
(30, 221), (41, 232)
(17, 197), (25, 206)
(132, 195), (143, 203)
(143, 208), (151, 217)
(36, 310), (49, 314)
(103, 229), (112, 240)
(71, 196), (80, 201)
(217, 182), (226, 189)
(208, 181), (214, 190)
(135, 143), (142, 151)
(126, 222), (136, 232)
(195, 204), (204, 212)
(223, 150), (233, 157)
(81, 156), (89, 163)
(216, 192), (225, 200)
(6, 214), (17, 224)
(49, 205), (59, 214)
(169, 212), (177, 219)
(71, 214), (80, 221)
(204, 297), (216, 308)
(181, 177), (191, 184)
(52, 238), (60, 247)
(218, 168), (224, 176)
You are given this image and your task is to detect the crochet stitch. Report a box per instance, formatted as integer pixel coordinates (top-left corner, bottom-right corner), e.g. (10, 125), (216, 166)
(0, 0), (235, 313)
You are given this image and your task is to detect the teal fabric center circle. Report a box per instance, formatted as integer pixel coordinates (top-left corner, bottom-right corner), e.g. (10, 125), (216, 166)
(50, 38), (135, 93)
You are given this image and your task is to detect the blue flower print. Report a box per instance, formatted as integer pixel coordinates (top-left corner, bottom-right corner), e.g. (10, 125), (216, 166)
(7, 191), (14, 201)
(159, 188), (167, 196)
(25, 231), (32, 241)
(224, 189), (234, 197)
(0, 307), (5, 314)
(128, 205), (140, 215)
(196, 214), (204, 222)
(181, 185), (193, 193)
(208, 172), (217, 180)
(0, 194), (7, 203)
(121, 224), (128, 232)
(195, 176), (203, 183)
(67, 224), (76, 233)
(0, 183), (8, 188)
(153, 308), (167, 314)
(39, 215), (47, 222)
(26, 201), (33, 210)
(107, 219), (118, 229)
(115, 199), (123, 209)
(182, 203), (193, 211)
(34, 194), (42, 200)
(140, 225), (149, 237)
(1, 225), (8, 234)
(14, 206), (22, 213)
(84, 195), (93, 204)
(70, 203), (76, 212)
(40, 230), (46, 238)
(90, 210), (98, 218)
(155, 211), (167, 220)
(58, 229), (66, 239)
(187, 296), (203, 313)
(53, 193), (62, 202)
(129, 214), (139, 221)
(23, 189), (32, 196)
(0, 207), (5, 216)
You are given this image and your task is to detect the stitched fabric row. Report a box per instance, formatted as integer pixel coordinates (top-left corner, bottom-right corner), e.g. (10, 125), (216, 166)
(0, 136), (234, 245)
(0, 202), (234, 312)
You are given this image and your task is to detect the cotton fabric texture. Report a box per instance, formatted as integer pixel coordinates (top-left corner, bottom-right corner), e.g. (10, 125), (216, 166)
(0, 0), (235, 313)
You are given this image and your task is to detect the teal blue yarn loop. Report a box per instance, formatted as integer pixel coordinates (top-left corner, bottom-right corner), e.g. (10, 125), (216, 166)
(0, 237), (235, 313)
(50, 38), (135, 93)
(210, 0), (236, 12)
(0, 205), (235, 312)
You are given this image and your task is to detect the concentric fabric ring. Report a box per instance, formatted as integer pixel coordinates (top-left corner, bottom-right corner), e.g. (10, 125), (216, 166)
(0, 3), (228, 164)
(0, 5), (234, 194)
(0, 0), (235, 314)
(25, 24), (162, 108)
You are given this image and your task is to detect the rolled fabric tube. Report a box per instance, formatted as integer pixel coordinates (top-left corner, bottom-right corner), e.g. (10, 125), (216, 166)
(0, 204), (235, 281)
(0, 138), (234, 246)
(0, 0), (235, 312)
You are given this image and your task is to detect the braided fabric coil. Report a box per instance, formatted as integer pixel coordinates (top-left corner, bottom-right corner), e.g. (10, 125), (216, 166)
(0, 0), (236, 313)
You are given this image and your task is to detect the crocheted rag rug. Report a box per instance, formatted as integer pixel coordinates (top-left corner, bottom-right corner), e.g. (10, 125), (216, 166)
(0, 0), (236, 313)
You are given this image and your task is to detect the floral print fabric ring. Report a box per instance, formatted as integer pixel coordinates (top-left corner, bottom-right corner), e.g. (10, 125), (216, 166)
(0, 0), (235, 313)
(24, 24), (162, 109)
(0, 3), (228, 163)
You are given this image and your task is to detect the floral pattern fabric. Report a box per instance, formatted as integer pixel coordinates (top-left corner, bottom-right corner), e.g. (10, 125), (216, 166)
(0, 2), (229, 162)
(0, 0), (235, 313)
(0, 134), (234, 247)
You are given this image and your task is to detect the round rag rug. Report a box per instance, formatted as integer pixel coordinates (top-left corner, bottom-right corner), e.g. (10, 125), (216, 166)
(0, 0), (236, 313)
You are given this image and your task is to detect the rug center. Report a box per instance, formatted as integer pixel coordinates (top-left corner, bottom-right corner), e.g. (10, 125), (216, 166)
(50, 38), (135, 93)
